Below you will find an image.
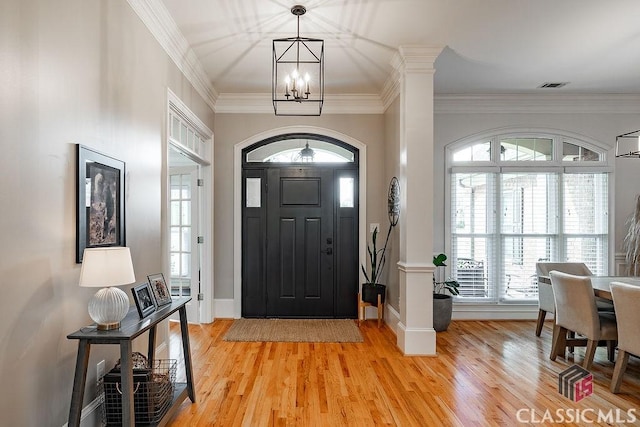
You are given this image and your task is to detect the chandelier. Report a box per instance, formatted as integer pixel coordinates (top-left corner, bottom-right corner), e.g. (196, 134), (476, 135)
(616, 130), (640, 158)
(272, 5), (324, 116)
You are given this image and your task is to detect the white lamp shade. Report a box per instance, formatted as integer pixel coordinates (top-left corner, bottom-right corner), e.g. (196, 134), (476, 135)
(79, 247), (136, 287)
(79, 247), (135, 330)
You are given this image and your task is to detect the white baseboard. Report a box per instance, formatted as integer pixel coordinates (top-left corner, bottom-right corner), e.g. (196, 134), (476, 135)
(214, 298), (235, 319)
(363, 304), (400, 334)
(61, 395), (102, 427)
(375, 303), (538, 328)
(218, 300), (537, 326)
(452, 303), (539, 320)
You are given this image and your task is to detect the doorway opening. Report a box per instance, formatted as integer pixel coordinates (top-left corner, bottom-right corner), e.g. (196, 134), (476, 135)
(166, 90), (213, 323)
(241, 134), (360, 318)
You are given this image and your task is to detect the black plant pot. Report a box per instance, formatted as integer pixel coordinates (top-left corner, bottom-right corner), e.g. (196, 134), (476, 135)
(433, 293), (453, 332)
(362, 283), (386, 306)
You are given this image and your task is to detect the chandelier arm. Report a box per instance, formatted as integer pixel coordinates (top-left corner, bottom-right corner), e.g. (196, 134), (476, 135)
(299, 41), (322, 61)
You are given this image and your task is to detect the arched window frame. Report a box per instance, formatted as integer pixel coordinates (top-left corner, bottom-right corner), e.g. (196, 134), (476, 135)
(444, 129), (613, 304)
(243, 133), (358, 165)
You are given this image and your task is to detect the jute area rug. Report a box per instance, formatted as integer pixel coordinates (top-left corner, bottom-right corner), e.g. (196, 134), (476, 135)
(223, 318), (363, 343)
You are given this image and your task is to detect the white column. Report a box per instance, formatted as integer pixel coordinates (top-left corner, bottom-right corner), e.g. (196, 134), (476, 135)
(393, 46), (443, 355)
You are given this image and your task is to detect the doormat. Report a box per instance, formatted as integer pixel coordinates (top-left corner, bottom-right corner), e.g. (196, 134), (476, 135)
(223, 319), (363, 343)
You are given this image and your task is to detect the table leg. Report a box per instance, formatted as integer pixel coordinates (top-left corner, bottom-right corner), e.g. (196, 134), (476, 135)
(179, 305), (196, 402)
(68, 340), (91, 427)
(120, 340), (135, 426)
(148, 324), (157, 364)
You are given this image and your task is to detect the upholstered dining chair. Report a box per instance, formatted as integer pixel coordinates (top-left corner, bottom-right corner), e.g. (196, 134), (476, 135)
(610, 282), (640, 393)
(535, 262), (593, 336)
(549, 271), (617, 370)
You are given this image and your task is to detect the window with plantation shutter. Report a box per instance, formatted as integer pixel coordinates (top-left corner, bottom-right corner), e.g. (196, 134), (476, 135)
(447, 133), (610, 303)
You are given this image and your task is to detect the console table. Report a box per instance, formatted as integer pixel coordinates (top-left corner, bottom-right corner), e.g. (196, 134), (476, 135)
(67, 297), (195, 426)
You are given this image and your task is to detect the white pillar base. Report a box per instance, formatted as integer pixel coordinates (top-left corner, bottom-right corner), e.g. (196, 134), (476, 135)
(397, 322), (437, 355)
(397, 262), (436, 355)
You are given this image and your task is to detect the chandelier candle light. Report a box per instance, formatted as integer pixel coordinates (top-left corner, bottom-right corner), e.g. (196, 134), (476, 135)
(79, 247), (136, 330)
(272, 5), (324, 116)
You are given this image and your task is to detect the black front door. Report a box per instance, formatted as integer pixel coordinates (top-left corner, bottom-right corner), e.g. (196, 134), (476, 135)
(266, 168), (334, 317)
(241, 138), (359, 319)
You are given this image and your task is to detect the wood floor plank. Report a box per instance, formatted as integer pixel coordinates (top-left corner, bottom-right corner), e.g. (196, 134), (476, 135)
(167, 319), (640, 426)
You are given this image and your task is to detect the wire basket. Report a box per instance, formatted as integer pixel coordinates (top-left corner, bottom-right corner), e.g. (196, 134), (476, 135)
(98, 359), (176, 426)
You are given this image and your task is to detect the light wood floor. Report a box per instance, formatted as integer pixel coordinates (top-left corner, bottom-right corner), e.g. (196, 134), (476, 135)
(167, 319), (640, 426)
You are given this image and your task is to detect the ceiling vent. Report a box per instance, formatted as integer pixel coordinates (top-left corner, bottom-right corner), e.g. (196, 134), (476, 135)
(538, 82), (569, 88)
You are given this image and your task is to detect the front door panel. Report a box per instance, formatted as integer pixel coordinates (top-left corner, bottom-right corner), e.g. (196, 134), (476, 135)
(267, 168), (334, 317)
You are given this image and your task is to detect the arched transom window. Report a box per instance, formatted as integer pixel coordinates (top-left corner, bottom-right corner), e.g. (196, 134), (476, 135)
(446, 132), (610, 303)
(245, 135), (355, 163)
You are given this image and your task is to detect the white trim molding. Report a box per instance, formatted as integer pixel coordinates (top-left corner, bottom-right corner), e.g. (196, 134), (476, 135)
(435, 94), (640, 114)
(215, 93), (384, 115)
(615, 252), (627, 276)
(127, 0), (218, 110)
(214, 299), (235, 319)
(452, 304), (540, 321)
(166, 89), (215, 324)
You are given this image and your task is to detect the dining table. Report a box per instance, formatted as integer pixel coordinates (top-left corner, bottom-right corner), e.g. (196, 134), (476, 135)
(538, 275), (640, 300)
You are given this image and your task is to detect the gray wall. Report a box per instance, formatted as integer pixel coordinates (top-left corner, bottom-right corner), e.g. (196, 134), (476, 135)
(0, 0), (213, 425)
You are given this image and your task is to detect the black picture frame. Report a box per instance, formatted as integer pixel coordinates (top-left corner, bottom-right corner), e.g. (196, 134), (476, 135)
(132, 283), (157, 319)
(147, 273), (172, 306)
(76, 145), (126, 263)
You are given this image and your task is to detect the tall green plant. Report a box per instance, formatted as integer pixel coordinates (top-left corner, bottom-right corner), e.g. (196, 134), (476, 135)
(433, 253), (460, 295)
(361, 226), (392, 285)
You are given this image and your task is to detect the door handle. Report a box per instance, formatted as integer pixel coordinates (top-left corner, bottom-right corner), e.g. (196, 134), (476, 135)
(322, 248), (333, 255)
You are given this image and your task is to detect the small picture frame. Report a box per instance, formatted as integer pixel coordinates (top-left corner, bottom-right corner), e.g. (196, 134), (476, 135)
(132, 283), (157, 319)
(147, 273), (172, 306)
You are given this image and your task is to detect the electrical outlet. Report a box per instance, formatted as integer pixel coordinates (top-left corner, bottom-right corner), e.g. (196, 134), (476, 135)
(97, 360), (105, 380)
(370, 223), (379, 233)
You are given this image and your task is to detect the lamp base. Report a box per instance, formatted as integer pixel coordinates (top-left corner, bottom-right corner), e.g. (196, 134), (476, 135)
(88, 287), (130, 330)
(96, 322), (122, 331)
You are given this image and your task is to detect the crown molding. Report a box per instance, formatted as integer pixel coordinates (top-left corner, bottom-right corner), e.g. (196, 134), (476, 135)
(127, 0), (218, 111)
(215, 93), (385, 114)
(391, 45), (444, 73)
(381, 70), (400, 112)
(435, 94), (640, 114)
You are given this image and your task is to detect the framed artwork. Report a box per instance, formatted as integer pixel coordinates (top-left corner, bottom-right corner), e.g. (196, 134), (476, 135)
(132, 283), (157, 319)
(148, 273), (172, 306)
(76, 145), (126, 263)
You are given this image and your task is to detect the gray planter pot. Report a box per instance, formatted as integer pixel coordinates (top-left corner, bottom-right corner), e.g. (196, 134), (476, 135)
(433, 294), (453, 332)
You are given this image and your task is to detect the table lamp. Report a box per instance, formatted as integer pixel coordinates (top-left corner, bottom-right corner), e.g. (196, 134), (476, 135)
(79, 247), (136, 330)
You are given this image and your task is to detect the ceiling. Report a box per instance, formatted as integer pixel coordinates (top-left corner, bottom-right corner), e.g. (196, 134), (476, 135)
(158, 0), (640, 102)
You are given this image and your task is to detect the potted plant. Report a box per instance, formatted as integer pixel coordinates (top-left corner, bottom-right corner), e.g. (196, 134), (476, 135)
(361, 226), (392, 305)
(432, 253), (460, 332)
